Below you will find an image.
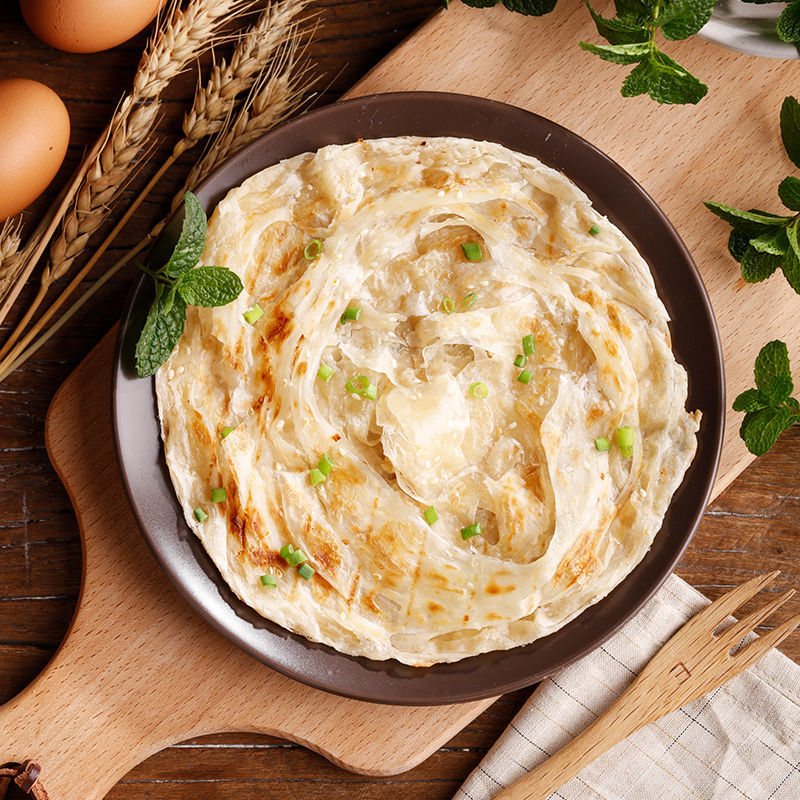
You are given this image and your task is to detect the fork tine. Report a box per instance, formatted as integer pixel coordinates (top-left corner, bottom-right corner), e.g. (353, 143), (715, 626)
(718, 589), (796, 648)
(691, 571), (780, 629)
(734, 613), (800, 672)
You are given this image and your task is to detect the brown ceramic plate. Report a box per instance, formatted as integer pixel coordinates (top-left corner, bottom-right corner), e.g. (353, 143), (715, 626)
(113, 92), (724, 705)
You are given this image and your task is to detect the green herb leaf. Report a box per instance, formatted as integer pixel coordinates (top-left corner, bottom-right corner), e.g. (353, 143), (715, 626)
(578, 40), (651, 64)
(621, 49), (707, 105)
(704, 202), (793, 233)
(777, 0), (800, 42)
(754, 339), (792, 393)
(165, 192), (208, 277)
(781, 234), (800, 292)
(135, 292), (187, 378)
(728, 228), (751, 262)
(659, 0), (716, 40)
(749, 227), (789, 256)
(779, 176), (800, 210)
(732, 388), (770, 413)
(585, 0), (648, 44)
(459, 0), (499, 6)
(740, 245), (781, 282)
(780, 96), (800, 170)
(177, 266), (244, 307)
(502, 0), (557, 12)
(613, 0), (650, 25)
(768, 374), (795, 405)
(740, 406), (796, 456)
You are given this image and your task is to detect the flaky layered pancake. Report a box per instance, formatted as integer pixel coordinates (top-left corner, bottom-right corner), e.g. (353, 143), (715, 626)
(155, 136), (700, 666)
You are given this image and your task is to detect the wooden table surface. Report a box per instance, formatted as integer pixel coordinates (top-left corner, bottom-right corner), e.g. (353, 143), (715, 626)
(1, 2), (799, 798)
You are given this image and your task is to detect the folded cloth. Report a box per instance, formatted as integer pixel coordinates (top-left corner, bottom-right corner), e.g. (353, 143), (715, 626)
(456, 574), (800, 800)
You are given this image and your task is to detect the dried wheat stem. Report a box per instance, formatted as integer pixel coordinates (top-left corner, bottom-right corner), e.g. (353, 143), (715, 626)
(186, 32), (316, 190)
(0, 219), (24, 307)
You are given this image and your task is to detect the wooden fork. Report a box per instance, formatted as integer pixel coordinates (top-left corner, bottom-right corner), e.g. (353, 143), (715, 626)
(492, 571), (800, 800)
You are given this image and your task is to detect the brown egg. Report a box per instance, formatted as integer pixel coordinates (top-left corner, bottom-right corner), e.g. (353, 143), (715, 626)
(20, 0), (161, 53)
(0, 79), (70, 222)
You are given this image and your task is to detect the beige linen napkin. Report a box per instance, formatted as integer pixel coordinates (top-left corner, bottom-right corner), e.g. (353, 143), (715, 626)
(456, 574), (800, 800)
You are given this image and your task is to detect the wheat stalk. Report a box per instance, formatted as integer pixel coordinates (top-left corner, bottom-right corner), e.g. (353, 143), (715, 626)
(186, 30), (316, 190)
(0, 219), (24, 309)
(0, 0), (251, 368)
(0, 7), (316, 383)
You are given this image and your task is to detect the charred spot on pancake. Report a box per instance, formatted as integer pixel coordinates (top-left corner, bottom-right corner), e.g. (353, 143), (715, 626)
(263, 307), (292, 346)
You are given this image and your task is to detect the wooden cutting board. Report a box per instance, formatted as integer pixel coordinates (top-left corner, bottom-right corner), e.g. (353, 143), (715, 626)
(0, 332), (494, 800)
(347, 1), (800, 497)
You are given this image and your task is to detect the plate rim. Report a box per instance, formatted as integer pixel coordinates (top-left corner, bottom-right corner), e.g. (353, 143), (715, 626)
(112, 90), (725, 705)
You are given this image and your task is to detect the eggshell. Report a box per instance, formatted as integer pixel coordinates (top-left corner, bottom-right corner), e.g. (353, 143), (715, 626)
(20, 0), (162, 53)
(0, 79), (70, 222)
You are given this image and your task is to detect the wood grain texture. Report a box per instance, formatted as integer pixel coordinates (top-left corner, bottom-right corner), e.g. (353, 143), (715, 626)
(1, 0), (800, 798)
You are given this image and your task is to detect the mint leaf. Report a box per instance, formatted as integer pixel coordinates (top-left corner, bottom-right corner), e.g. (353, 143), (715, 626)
(782, 234), (800, 292)
(780, 96), (800, 170)
(740, 406), (796, 456)
(177, 266), (244, 307)
(585, 0), (648, 44)
(135, 292), (187, 378)
(460, 0), (500, 6)
(502, 0), (557, 13)
(621, 49), (706, 104)
(732, 388), (770, 413)
(749, 227), (789, 256)
(165, 191), (208, 277)
(740, 246), (781, 282)
(778, 176), (800, 210)
(613, 0), (650, 25)
(768, 374), (794, 405)
(660, 0), (716, 40)
(754, 339), (791, 392)
(578, 41), (650, 64)
(728, 228), (750, 262)
(704, 202), (792, 232)
(777, 0), (800, 42)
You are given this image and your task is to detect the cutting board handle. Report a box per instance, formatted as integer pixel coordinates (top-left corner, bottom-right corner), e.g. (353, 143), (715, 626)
(0, 331), (493, 800)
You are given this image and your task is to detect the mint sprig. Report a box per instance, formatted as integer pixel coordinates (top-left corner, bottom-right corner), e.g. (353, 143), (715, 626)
(134, 191), (244, 378)
(579, 0), (712, 104)
(705, 96), (800, 295)
(734, 341), (800, 456)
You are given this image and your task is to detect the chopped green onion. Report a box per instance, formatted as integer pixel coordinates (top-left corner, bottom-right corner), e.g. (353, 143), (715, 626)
(341, 306), (361, 323)
(589, 224), (601, 237)
(211, 488), (226, 503)
(462, 292), (478, 308)
(260, 574), (277, 587)
(318, 452), (334, 476)
(220, 426), (234, 439)
(346, 375), (376, 399)
(616, 426), (634, 458)
(309, 467), (326, 486)
(280, 544), (294, 560)
(594, 437), (610, 452)
(304, 238), (323, 260)
(243, 304), (264, 325)
(513, 354), (527, 368)
(522, 334), (536, 356)
(423, 505), (439, 525)
(461, 242), (483, 261)
(193, 507), (208, 522)
(297, 563), (315, 580)
(517, 370), (533, 384)
(461, 522), (482, 540)
(317, 363), (334, 382)
(469, 381), (489, 399)
(441, 296), (455, 314)
(346, 375), (369, 394)
(287, 549), (308, 567)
